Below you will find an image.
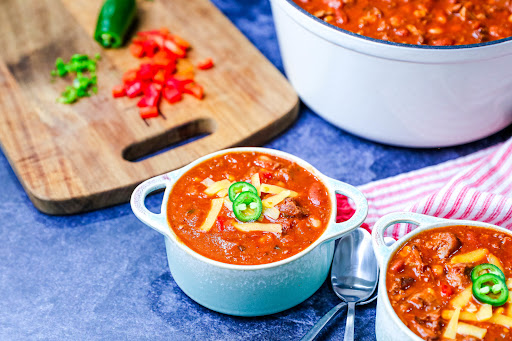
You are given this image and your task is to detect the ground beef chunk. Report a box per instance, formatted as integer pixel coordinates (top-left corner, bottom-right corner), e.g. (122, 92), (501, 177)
(408, 245), (433, 282)
(426, 232), (462, 259)
(388, 277), (417, 302)
(445, 263), (472, 290)
(280, 219), (297, 234)
(400, 277), (416, 290)
(279, 198), (308, 218)
(408, 289), (441, 312)
(410, 313), (442, 340)
(400, 288), (442, 339)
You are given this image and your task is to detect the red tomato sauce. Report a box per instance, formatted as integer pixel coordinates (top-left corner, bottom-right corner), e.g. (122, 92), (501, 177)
(293, 0), (512, 45)
(166, 152), (331, 265)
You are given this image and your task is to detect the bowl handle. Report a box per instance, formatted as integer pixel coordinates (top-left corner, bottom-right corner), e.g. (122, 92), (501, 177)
(319, 177), (368, 244)
(371, 212), (444, 268)
(131, 174), (173, 238)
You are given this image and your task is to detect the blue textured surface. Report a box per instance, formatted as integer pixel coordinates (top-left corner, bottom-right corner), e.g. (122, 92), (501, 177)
(1, 1), (511, 340)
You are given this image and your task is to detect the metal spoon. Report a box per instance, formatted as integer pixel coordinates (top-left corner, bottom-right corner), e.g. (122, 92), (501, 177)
(301, 230), (394, 341)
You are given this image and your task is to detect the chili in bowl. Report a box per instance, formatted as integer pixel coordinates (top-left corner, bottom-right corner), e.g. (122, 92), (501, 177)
(292, 0), (512, 46)
(372, 212), (512, 340)
(131, 147), (368, 316)
(268, 0), (512, 147)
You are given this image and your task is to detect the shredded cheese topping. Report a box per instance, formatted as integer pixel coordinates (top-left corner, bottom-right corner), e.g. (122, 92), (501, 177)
(443, 307), (461, 339)
(216, 188), (229, 198)
(261, 190), (292, 208)
(199, 198), (224, 232)
(475, 304), (493, 321)
(251, 173), (261, 196)
(450, 248), (488, 264)
(457, 322), (487, 339)
(260, 183), (297, 197)
(233, 222), (282, 233)
(451, 286), (473, 309)
(204, 179), (231, 195)
(263, 206), (280, 220)
(201, 177), (215, 187)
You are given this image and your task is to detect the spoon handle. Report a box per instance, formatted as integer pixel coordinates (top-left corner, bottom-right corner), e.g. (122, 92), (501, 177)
(343, 302), (356, 341)
(300, 301), (348, 341)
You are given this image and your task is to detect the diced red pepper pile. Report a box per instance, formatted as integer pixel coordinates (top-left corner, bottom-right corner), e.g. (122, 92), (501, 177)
(112, 28), (213, 119)
(336, 194), (371, 234)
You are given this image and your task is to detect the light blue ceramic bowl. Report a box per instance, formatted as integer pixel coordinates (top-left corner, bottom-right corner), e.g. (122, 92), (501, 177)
(131, 147), (368, 316)
(372, 212), (512, 340)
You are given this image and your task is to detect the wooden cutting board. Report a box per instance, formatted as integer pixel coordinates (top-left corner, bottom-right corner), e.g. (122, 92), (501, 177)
(0, 0), (299, 214)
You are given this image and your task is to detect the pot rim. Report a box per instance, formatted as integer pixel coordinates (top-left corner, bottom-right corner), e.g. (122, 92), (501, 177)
(272, 0), (512, 63)
(132, 147), (368, 271)
(375, 214), (512, 340)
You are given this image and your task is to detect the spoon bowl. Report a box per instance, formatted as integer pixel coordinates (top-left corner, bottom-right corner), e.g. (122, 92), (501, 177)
(301, 230), (394, 341)
(335, 228), (378, 341)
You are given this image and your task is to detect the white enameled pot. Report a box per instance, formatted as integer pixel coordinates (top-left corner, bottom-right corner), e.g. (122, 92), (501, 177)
(371, 212), (512, 340)
(269, 0), (512, 147)
(131, 147), (368, 316)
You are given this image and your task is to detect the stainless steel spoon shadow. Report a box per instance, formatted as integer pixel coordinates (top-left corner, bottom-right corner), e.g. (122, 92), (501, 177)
(300, 230), (395, 341)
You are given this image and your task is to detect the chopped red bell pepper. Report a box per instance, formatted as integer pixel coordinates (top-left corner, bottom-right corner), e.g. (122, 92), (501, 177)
(137, 95), (159, 107)
(112, 84), (126, 98)
(125, 80), (143, 98)
(138, 64), (155, 81)
(129, 43), (144, 58)
(171, 35), (190, 49)
(139, 106), (159, 119)
(122, 69), (138, 83)
(152, 50), (174, 67)
(163, 86), (182, 103)
(440, 283), (453, 297)
(216, 216), (226, 231)
(197, 58), (214, 70)
(164, 63), (177, 77)
(113, 27), (208, 119)
(164, 39), (186, 58)
(260, 172), (273, 180)
(138, 83), (162, 107)
(152, 69), (166, 84)
(165, 76), (193, 92)
(183, 82), (204, 99)
(142, 39), (158, 57)
(151, 37), (166, 51)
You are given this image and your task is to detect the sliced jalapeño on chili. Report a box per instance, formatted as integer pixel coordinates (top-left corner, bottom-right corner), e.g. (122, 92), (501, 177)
(471, 263), (506, 283)
(472, 273), (509, 306)
(228, 182), (258, 202)
(232, 192), (263, 222)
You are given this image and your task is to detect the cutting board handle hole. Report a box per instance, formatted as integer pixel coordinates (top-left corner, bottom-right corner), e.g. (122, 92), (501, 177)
(122, 118), (216, 162)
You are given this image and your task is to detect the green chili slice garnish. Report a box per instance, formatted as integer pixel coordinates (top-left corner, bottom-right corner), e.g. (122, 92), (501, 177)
(471, 263), (505, 283)
(232, 192), (262, 222)
(472, 273), (509, 306)
(228, 182), (258, 202)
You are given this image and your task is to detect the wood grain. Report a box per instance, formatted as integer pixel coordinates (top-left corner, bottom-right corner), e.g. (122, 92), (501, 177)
(0, 0), (298, 214)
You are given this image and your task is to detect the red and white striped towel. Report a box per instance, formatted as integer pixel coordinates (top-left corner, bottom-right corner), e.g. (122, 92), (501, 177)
(337, 138), (512, 240)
